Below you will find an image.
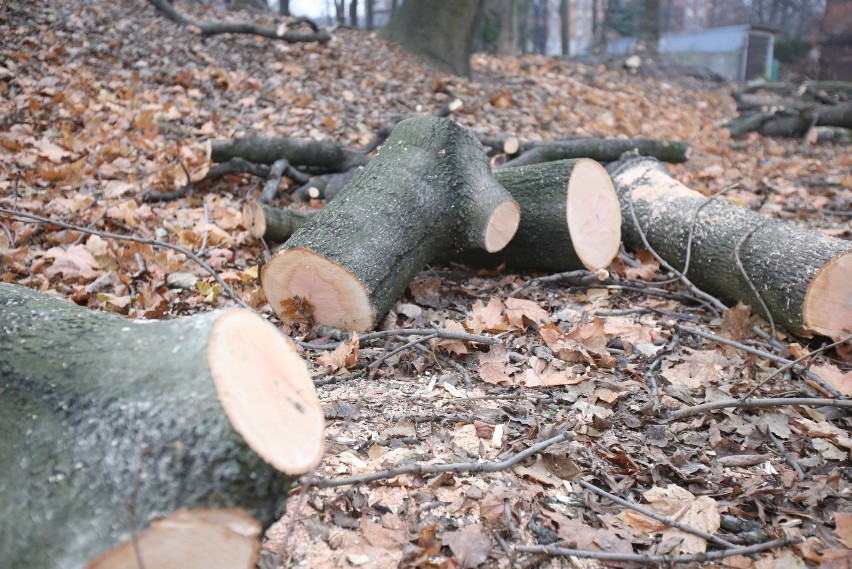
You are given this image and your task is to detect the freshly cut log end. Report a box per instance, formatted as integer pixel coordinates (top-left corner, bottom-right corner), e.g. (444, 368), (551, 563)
(243, 201), (267, 239)
(88, 509), (260, 569)
(450, 159), (622, 272)
(484, 201), (522, 252)
(503, 136), (520, 155)
(262, 247), (374, 331)
(566, 159), (623, 271)
(209, 309), (325, 474)
(803, 251), (852, 337)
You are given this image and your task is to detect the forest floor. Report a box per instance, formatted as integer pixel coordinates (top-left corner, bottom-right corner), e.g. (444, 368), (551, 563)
(1, 1), (851, 568)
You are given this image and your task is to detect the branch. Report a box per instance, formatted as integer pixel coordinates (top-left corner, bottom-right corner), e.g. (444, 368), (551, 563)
(515, 537), (800, 564)
(666, 397), (852, 421)
(297, 326), (500, 350)
(310, 431), (574, 488)
(147, 0), (331, 42)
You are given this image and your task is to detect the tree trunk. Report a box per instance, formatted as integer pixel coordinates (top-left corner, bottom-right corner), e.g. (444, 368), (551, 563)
(501, 138), (689, 168)
(456, 159), (622, 271)
(0, 284), (325, 568)
(243, 201), (317, 241)
(279, 0), (289, 15)
(641, 0), (660, 53)
(560, 0), (570, 57)
(365, 0), (374, 30)
(610, 158), (851, 339)
(349, 0), (358, 27)
(335, 0), (345, 25)
(380, 0), (484, 77)
(261, 116), (520, 331)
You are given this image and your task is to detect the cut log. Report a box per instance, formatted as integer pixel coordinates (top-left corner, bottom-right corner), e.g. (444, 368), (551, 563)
(453, 159), (622, 271)
(501, 138), (689, 169)
(243, 201), (317, 241)
(610, 158), (852, 339)
(293, 168), (360, 201)
(0, 283), (325, 568)
(89, 509), (260, 569)
(261, 116), (521, 331)
(209, 136), (368, 173)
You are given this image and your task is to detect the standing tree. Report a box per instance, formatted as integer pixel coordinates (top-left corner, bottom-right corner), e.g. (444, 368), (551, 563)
(278, 0), (289, 15)
(349, 0), (358, 26)
(641, 0), (660, 53)
(381, 0), (485, 77)
(560, 0), (570, 56)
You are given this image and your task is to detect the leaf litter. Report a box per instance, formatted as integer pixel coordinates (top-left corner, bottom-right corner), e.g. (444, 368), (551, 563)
(1, 1), (850, 568)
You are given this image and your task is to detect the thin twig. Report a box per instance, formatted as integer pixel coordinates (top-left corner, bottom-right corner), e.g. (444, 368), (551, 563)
(515, 537), (800, 564)
(676, 324), (845, 398)
(0, 207), (251, 309)
(743, 335), (851, 398)
(298, 326), (500, 350)
(667, 397), (852, 421)
(310, 431), (574, 488)
(765, 429), (805, 480)
(624, 177), (727, 313)
(733, 221), (776, 339)
(575, 479), (737, 549)
(368, 333), (439, 378)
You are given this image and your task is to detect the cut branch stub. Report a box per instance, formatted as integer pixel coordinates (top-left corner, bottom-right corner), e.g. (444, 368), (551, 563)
(262, 116), (521, 331)
(610, 158), (851, 338)
(0, 283), (324, 568)
(453, 159), (622, 271)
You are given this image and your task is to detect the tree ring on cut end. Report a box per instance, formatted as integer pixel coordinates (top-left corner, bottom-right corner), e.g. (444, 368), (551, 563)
(209, 309), (325, 475)
(566, 159), (622, 271)
(483, 200), (521, 253)
(262, 247), (374, 331)
(803, 250), (852, 338)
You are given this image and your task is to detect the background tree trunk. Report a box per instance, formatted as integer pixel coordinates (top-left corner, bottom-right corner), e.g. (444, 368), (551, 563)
(381, 0), (485, 77)
(365, 0), (374, 30)
(560, 0), (570, 57)
(349, 0), (358, 27)
(641, 0), (660, 53)
(0, 284), (325, 568)
(278, 0), (289, 15)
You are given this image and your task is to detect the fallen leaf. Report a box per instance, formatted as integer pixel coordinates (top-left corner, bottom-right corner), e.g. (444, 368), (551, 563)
(465, 297), (510, 334)
(812, 363), (852, 396)
(443, 524), (492, 568)
(317, 333), (359, 372)
(504, 297), (549, 330)
(43, 245), (100, 281)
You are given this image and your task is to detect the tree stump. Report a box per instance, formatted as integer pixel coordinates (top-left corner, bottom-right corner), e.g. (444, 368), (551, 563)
(0, 284), (325, 568)
(611, 158), (851, 338)
(261, 116), (521, 331)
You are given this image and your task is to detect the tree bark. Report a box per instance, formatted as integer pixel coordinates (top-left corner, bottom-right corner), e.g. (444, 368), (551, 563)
(279, 0), (290, 15)
(349, 0), (358, 26)
(243, 201), (317, 241)
(501, 138), (689, 168)
(380, 0), (484, 77)
(560, 0), (570, 57)
(261, 116), (520, 331)
(365, 0), (374, 29)
(0, 284), (325, 568)
(610, 158), (851, 339)
(455, 159), (622, 271)
(209, 136), (368, 173)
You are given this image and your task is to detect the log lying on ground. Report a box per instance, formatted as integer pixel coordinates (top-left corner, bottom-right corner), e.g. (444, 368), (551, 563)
(147, 0), (331, 42)
(453, 159), (622, 271)
(209, 136), (368, 173)
(0, 283), (325, 568)
(610, 158), (852, 338)
(727, 97), (852, 138)
(261, 116), (521, 331)
(243, 201), (317, 241)
(293, 168), (360, 201)
(501, 138), (689, 169)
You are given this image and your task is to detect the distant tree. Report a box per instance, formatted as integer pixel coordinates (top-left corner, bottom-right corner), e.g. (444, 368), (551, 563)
(335, 0), (345, 24)
(349, 0), (358, 26)
(559, 0), (569, 56)
(366, 0), (374, 30)
(641, 0), (660, 53)
(381, 0), (485, 76)
(278, 0), (289, 16)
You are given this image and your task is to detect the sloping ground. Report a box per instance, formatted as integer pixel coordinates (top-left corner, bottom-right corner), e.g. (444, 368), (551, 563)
(1, 1), (850, 568)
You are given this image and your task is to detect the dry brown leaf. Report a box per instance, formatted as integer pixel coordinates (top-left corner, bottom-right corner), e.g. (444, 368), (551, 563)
(504, 297), (549, 330)
(477, 344), (514, 385)
(360, 516), (407, 549)
(433, 319), (469, 355)
(660, 349), (729, 388)
(812, 363), (852, 396)
(317, 333), (359, 372)
(518, 356), (587, 387)
(720, 302), (755, 341)
(624, 249), (660, 280)
(465, 297), (510, 334)
(443, 524), (492, 569)
(43, 245), (101, 281)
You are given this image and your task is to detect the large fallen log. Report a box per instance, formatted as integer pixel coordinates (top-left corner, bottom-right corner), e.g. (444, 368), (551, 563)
(501, 138), (689, 169)
(610, 158), (851, 339)
(0, 283), (325, 568)
(455, 159), (622, 271)
(247, 160), (622, 272)
(261, 116), (521, 331)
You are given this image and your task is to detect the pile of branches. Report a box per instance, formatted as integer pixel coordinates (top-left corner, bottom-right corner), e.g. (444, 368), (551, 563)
(726, 80), (852, 142)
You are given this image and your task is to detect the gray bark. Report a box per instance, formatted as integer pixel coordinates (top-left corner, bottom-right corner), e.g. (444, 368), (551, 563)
(210, 136), (368, 173)
(501, 138), (689, 168)
(610, 158), (851, 338)
(0, 284), (315, 568)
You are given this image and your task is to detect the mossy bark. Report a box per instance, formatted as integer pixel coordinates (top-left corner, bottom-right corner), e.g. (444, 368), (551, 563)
(210, 136), (368, 172)
(502, 138), (689, 168)
(0, 284), (310, 568)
